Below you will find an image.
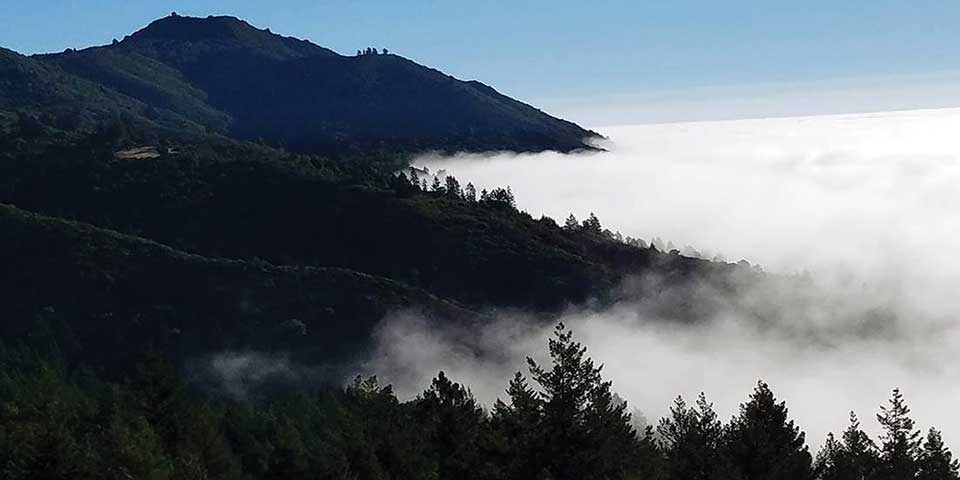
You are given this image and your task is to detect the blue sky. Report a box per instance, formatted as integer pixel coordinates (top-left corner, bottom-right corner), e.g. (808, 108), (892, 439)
(4, 1), (960, 123)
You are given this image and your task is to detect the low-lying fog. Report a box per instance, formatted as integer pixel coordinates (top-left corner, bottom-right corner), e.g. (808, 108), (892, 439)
(375, 108), (960, 447)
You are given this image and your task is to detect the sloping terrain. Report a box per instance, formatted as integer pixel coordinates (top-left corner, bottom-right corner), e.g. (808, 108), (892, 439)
(23, 14), (599, 156)
(0, 203), (479, 375)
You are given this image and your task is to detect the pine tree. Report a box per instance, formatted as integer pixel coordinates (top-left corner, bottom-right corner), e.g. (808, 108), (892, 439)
(815, 414), (879, 480)
(491, 372), (545, 480)
(582, 212), (602, 233)
(814, 433), (844, 480)
(723, 381), (813, 480)
(464, 182), (477, 202)
(415, 371), (489, 480)
(658, 393), (724, 480)
(917, 428), (960, 480)
(431, 176), (443, 193)
(876, 388), (921, 480)
(525, 323), (640, 480)
(486, 187), (515, 208)
(444, 175), (463, 199)
(839, 412), (880, 480)
(564, 214), (580, 231)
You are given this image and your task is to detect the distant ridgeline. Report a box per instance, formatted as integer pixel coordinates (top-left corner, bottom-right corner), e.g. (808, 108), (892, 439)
(1, 13), (600, 158)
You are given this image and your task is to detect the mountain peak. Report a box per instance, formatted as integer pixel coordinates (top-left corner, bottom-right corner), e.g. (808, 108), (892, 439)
(124, 13), (335, 60)
(131, 14), (260, 41)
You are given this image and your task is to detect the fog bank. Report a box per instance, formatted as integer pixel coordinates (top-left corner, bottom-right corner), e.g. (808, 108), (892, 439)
(381, 108), (960, 447)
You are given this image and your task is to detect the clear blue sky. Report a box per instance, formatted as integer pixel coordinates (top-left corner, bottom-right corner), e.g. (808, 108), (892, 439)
(5, 1), (960, 124)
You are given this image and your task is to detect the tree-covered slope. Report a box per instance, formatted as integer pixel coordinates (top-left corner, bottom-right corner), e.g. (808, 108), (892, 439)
(25, 14), (599, 156)
(0, 202), (479, 375)
(0, 147), (738, 312)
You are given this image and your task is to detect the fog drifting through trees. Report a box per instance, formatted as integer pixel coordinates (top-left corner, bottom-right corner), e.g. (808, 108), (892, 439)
(380, 108), (960, 448)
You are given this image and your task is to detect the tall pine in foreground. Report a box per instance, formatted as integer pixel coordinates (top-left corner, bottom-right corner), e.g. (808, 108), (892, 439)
(875, 388), (921, 480)
(505, 323), (642, 480)
(723, 381), (813, 480)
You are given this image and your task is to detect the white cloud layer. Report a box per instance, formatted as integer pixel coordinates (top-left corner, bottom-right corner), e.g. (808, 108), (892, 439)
(374, 108), (960, 448)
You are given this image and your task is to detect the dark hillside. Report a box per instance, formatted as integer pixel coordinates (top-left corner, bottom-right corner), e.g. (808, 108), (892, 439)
(0, 203), (479, 377)
(28, 14), (599, 157)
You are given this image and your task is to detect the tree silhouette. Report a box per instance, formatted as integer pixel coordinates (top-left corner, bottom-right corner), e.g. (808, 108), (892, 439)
(564, 214), (579, 231)
(582, 212), (602, 233)
(463, 182), (477, 202)
(492, 372), (545, 479)
(658, 393), (725, 480)
(415, 372), (490, 480)
(876, 388), (921, 480)
(723, 381), (813, 480)
(815, 412), (879, 480)
(917, 428), (960, 480)
(524, 323), (640, 480)
(444, 175), (462, 199)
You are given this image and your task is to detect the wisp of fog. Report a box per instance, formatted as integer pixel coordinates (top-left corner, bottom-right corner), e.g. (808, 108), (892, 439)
(369, 108), (960, 447)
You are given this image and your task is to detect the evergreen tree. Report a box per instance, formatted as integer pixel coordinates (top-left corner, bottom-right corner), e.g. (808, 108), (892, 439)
(444, 175), (463, 199)
(876, 388), (921, 480)
(564, 213), (580, 231)
(582, 212), (602, 233)
(486, 187), (515, 208)
(723, 381), (813, 480)
(917, 428), (959, 480)
(415, 371), (490, 480)
(814, 433), (844, 480)
(491, 372), (545, 479)
(658, 393), (724, 480)
(816, 413), (879, 480)
(408, 169), (420, 188)
(525, 323), (640, 480)
(464, 182), (477, 202)
(431, 176), (443, 193)
(839, 412), (880, 480)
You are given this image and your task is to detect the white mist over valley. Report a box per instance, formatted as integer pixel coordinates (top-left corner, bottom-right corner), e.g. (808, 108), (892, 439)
(372, 107), (960, 447)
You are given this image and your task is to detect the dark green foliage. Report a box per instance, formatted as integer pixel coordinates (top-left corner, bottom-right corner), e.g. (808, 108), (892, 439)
(516, 323), (643, 480)
(0, 331), (958, 480)
(492, 372), (546, 479)
(414, 372), (493, 479)
(0, 202), (478, 377)
(723, 381), (813, 480)
(1, 144), (738, 314)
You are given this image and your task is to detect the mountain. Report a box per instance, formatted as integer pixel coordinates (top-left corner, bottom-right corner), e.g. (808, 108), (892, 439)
(0, 13), (753, 387)
(15, 14), (600, 156)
